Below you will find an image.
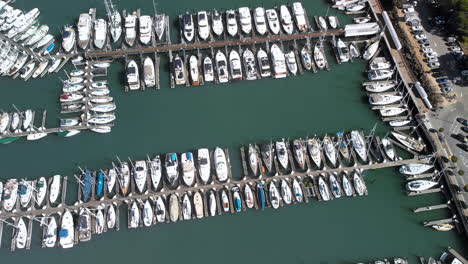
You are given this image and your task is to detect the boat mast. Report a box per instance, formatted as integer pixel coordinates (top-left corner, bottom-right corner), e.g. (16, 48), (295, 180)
(152, 0), (158, 15)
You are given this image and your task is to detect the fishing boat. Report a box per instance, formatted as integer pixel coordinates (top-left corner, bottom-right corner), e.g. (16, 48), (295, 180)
(260, 143), (273, 172)
(276, 139), (289, 170)
(399, 164), (433, 175)
(328, 16), (338, 29)
(2, 179), (18, 212)
(318, 176), (330, 201)
(337, 38), (350, 62)
(139, 15), (152, 45)
(293, 139), (306, 170)
(368, 69), (394, 80)
(193, 192), (204, 219)
(155, 196), (166, 223)
(124, 13), (137, 46)
(19, 180), (33, 208)
(93, 19), (107, 49)
(107, 168), (117, 194)
(432, 224), (454, 231)
(279, 5), (293, 34)
(229, 50), (242, 80)
(182, 193), (192, 220)
(181, 152), (195, 186)
(143, 200), (153, 227)
(62, 25), (75, 53)
(365, 81), (397, 93)
(314, 43), (326, 69)
(165, 153), (179, 188)
(154, 14), (166, 40)
(285, 50), (298, 75)
(120, 162), (130, 196)
(342, 174), (353, 196)
(353, 172), (365, 196)
(215, 50), (229, 83)
(381, 138), (395, 161)
(221, 189), (230, 212)
(329, 174), (342, 198)
(257, 181), (266, 209)
(169, 194), (179, 222)
(307, 138), (322, 168)
(15, 218), (27, 249)
(232, 186), (242, 212)
(203, 56), (214, 82)
(300, 47), (312, 71)
(35, 177), (47, 207)
(208, 190), (217, 216)
(243, 48), (257, 80)
(238, 7), (252, 35)
(391, 131), (425, 152)
(351, 130), (368, 163)
(266, 9), (280, 34)
(129, 201), (140, 228)
(149, 155), (162, 190)
(336, 132), (350, 161)
(81, 169), (92, 202)
(182, 13), (194, 42)
(363, 40), (380, 60)
(281, 180), (293, 204)
(244, 184), (254, 208)
(369, 94), (402, 105)
(127, 59), (140, 90)
(77, 14), (91, 50)
(78, 209), (91, 242)
(271, 44), (287, 78)
(214, 147), (228, 182)
(189, 55), (200, 85)
(323, 135), (337, 167)
(197, 11), (210, 41)
(95, 171), (104, 197)
(269, 181), (280, 209)
(406, 180), (437, 192)
(248, 144), (259, 176)
(211, 10), (223, 36)
(292, 178), (303, 202)
(226, 10), (238, 37)
(43, 216), (57, 248)
(389, 119), (411, 127)
(354, 15), (371, 24)
(133, 160), (147, 194)
(107, 204), (116, 229)
(257, 48), (271, 77)
(380, 107), (407, 117)
(59, 210), (74, 249)
(49, 175), (61, 205)
(174, 54), (186, 85)
(197, 148), (211, 184)
(318, 16), (327, 30)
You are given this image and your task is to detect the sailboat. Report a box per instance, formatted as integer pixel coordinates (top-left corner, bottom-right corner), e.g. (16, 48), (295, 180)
(154, 14), (166, 41)
(181, 152), (195, 187)
(275, 139), (289, 170)
(189, 55), (200, 85)
(323, 135), (337, 167)
(314, 43), (326, 70)
(193, 192), (204, 219)
(104, 0), (122, 43)
(169, 194), (180, 222)
(351, 130), (368, 163)
(318, 176), (330, 201)
(133, 160), (147, 194)
(391, 131), (425, 152)
(248, 144), (259, 176)
(307, 138), (322, 169)
(149, 155), (162, 191)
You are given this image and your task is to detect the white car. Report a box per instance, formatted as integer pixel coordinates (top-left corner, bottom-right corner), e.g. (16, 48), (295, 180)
(429, 62), (440, 69)
(411, 25), (423, 31)
(415, 34), (427, 40)
(422, 47), (433, 53)
(404, 7), (415, 13)
(425, 52), (438, 58)
(450, 45), (461, 51)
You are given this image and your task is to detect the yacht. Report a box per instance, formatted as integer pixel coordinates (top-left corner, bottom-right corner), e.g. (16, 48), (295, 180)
(337, 38), (350, 62)
(139, 15), (152, 45)
(363, 40), (380, 60)
(369, 94), (402, 105)
(197, 11), (210, 41)
(324, 135), (337, 167)
(318, 16), (327, 30)
(260, 143), (273, 173)
(143, 56), (156, 87)
(307, 138), (322, 169)
(189, 55), (200, 85)
(314, 43), (326, 69)
(281, 180), (293, 204)
(16, 25), (37, 42)
(379, 107), (407, 117)
(154, 14), (166, 41)
(133, 160), (147, 193)
(62, 25), (75, 53)
(329, 174), (342, 198)
(182, 13), (194, 42)
(181, 152), (195, 187)
(351, 130), (368, 163)
(25, 25), (49, 46)
(406, 180), (437, 192)
(43, 216), (57, 248)
(155, 196), (166, 223)
(169, 194), (180, 222)
(173, 54), (186, 85)
(2, 179), (18, 211)
(271, 44), (287, 78)
(193, 192), (204, 218)
(77, 13), (92, 50)
(143, 200), (153, 227)
(48, 58), (62, 73)
(124, 13), (137, 46)
(369, 57), (392, 71)
(229, 49), (242, 80)
(254, 7), (267, 35)
(129, 201), (140, 228)
(19, 61), (36, 79)
(214, 147), (228, 182)
(208, 190), (217, 216)
(279, 5), (293, 34)
(119, 162), (131, 196)
(292, 2), (307, 32)
(342, 174), (353, 197)
(221, 189), (230, 212)
(197, 148), (211, 184)
(349, 42), (360, 58)
(59, 210), (75, 249)
(215, 50), (229, 83)
(275, 139), (289, 170)
(292, 178), (303, 202)
(94, 19), (107, 49)
(15, 218), (27, 249)
(399, 164), (433, 175)
(248, 144), (259, 176)
(353, 172), (365, 196)
(32, 61), (48, 78)
(49, 175), (61, 205)
(381, 138), (396, 161)
(300, 47), (312, 71)
(211, 10), (224, 36)
(328, 16), (338, 29)
(244, 184), (254, 209)
(257, 48), (271, 77)
(108, 8), (122, 43)
(78, 209), (91, 242)
(226, 10), (238, 37)
(269, 181), (280, 209)
(238, 7), (252, 35)
(203, 56), (214, 82)
(354, 15), (371, 24)
(127, 59), (140, 90)
(182, 193), (192, 220)
(165, 153), (179, 188)
(285, 50), (298, 75)
(368, 69), (394, 80)
(293, 139), (306, 170)
(266, 9), (280, 34)
(149, 155), (162, 190)
(318, 176), (330, 201)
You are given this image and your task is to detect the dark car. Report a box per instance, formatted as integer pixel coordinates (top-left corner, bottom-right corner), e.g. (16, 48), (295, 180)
(457, 118), (468, 126)
(440, 83), (451, 89)
(418, 39), (430, 45)
(452, 133), (468, 143)
(432, 72), (445, 78)
(461, 126), (468, 133)
(457, 143), (468, 152)
(436, 77), (449, 83)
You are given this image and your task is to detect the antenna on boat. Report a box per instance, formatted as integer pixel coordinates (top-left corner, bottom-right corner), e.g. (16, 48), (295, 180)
(116, 156), (123, 166)
(152, 0), (158, 15)
(63, 69), (70, 79)
(127, 157), (135, 168)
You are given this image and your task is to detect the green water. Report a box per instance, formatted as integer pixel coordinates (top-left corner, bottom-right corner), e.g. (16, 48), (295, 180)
(0, 0), (466, 262)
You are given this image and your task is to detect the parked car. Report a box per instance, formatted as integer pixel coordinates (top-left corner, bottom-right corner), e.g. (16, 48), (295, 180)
(436, 77), (450, 83)
(427, 57), (439, 63)
(425, 52), (438, 58)
(412, 25), (423, 31)
(435, 16), (446, 24)
(413, 30), (424, 35)
(429, 62), (440, 69)
(461, 127), (468, 133)
(452, 133), (468, 143)
(404, 6), (415, 13)
(415, 34), (427, 40)
(457, 143), (468, 152)
(453, 50), (465, 56)
(447, 36), (457, 43)
(422, 47), (433, 53)
(419, 39), (430, 45)
(421, 42), (431, 48)
(457, 118), (468, 126)
(450, 46), (461, 52)
(439, 82), (451, 88)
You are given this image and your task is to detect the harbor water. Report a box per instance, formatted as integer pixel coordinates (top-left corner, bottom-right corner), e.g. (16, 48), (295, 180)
(0, 0), (467, 262)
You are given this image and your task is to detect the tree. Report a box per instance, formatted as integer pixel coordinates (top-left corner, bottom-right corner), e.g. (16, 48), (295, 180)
(459, 170), (465, 176)
(451, 155), (458, 162)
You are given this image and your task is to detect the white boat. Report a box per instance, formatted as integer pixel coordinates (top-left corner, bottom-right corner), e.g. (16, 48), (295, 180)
(124, 13), (137, 46)
(197, 11), (210, 41)
(292, 178), (303, 202)
(399, 164), (433, 175)
(351, 131), (368, 163)
(337, 38), (350, 63)
(211, 10), (224, 37)
(19, 180), (33, 207)
(91, 126), (112, 133)
(328, 16), (338, 29)
(244, 184), (254, 208)
(2, 179), (18, 211)
(44, 216), (57, 248)
(292, 2), (307, 32)
(129, 201), (140, 228)
(280, 5), (293, 34)
(193, 192), (204, 219)
(107, 204), (116, 229)
(269, 181), (280, 209)
(165, 153), (179, 188)
(369, 57), (392, 70)
(432, 224), (454, 231)
(363, 40), (380, 60)
(139, 15), (152, 45)
(329, 174), (342, 198)
(266, 9), (280, 35)
(133, 160), (147, 193)
(8, 54), (28, 76)
(318, 176), (330, 201)
(155, 196), (166, 223)
(389, 119), (411, 127)
(77, 14), (92, 50)
(90, 103), (116, 113)
(323, 135), (337, 167)
(169, 194), (179, 222)
(271, 44), (287, 78)
(203, 56), (214, 82)
(280, 180), (293, 204)
(182, 13), (194, 42)
(368, 69), (394, 80)
(342, 174), (353, 197)
(127, 59), (140, 90)
(406, 180), (437, 192)
(221, 189), (230, 212)
(181, 152), (195, 186)
(35, 34), (54, 49)
(285, 50), (298, 75)
(26, 128), (48, 141)
(254, 7), (267, 35)
(32, 60), (48, 78)
(70, 69), (84, 77)
(354, 15), (371, 24)
(25, 25), (48, 46)
(0, 112), (9, 133)
(182, 194), (192, 220)
(59, 210), (74, 249)
(89, 96), (113, 104)
(108, 8), (122, 43)
(276, 139), (289, 169)
(226, 10), (238, 37)
(149, 155), (162, 190)
(143, 200), (153, 227)
(107, 168), (117, 194)
(87, 113), (116, 124)
(307, 138), (322, 168)
(93, 19), (107, 49)
(10, 112), (19, 133)
(365, 81), (397, 93)
(17, 25), (37, 42)
(318, 16), (327, 30)
(293, 139), (305, 170)
(197, 148), (211, 184)
(229, 49), (242, 80)
(15, 218), (27, 249)
(353, 172), (365, 196)
(154, 14), (166, 41)
(347, 3), (366, 12)
(314, 44), (326, 70)
(257, 48), (271, 77)
(381, 138), (395, 161)
(379, 107), (407, 117)
(368, 94), (402, 105)
(349, 42), (360, 58)
(189, 55), (200, 86)
(174, 55), (186, 85)
(238, 7), (252, 35)
(300, 47), (312, 71)
(143, 56), (155, 87)
(214, 147), (228, 182)
(49, 175), (61, 204)
(95, 209), (105, 234)
(208, 190), (217, 216)
(19, 61), (36, 79)
(248, 144), (258, 176)
(34, 177), (47, 206)
(215, 50), (229, 83)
